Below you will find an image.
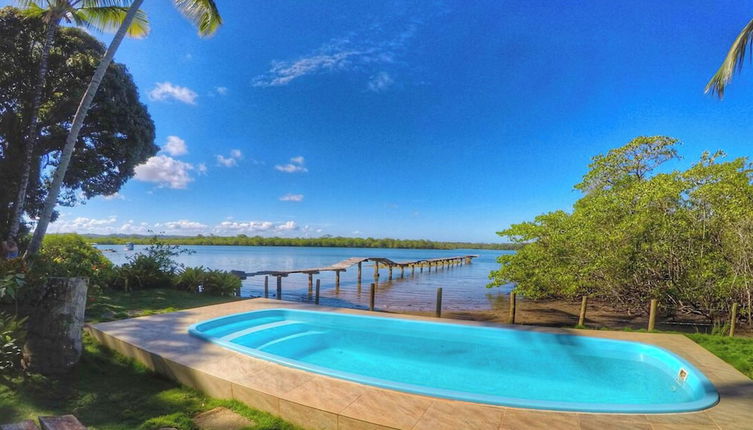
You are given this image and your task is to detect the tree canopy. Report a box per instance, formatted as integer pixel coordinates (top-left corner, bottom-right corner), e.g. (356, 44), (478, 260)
(0, 6), (156, 237)
(490, 136), (753, 322)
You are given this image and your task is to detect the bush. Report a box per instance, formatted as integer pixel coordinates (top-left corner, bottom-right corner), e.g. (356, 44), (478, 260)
(38, 234), (115, 290)
(115, 239), (191, 290)
(176, 266), (240, 296)
(0, 312), (27, 377)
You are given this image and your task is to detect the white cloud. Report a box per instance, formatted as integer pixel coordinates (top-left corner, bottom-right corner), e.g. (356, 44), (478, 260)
(216, 86), (228, 95)
(149, 82), (198, 105)
(274, 156), (308, 173)
(216, 149), (243, 167)
(101, 192), (124, 200)
(214, 220), (299, 235)
(197, 163), (208, 175)
(163, 135), (188, 156)
(49, 216), (119, 234)
(279, 193), (304, 202)
(134, 155), (194, 189)
(216, 155), (237, 167)
(368, 72), (394, 92)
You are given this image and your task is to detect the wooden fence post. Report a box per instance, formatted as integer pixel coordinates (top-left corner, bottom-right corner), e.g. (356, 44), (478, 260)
(435, 288), (443, 318)
(730, 303), (738, 337)
(578, 296), (588, 327)
(648, 299), (658, 331)
(369, 283), (376, 311)
(508, 292), (517, 324)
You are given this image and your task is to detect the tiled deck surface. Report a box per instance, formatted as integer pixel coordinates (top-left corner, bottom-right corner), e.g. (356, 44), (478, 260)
(86, 299), (753, 430)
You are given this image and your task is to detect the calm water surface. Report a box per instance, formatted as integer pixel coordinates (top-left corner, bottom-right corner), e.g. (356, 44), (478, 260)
(96, 245), (513, 311)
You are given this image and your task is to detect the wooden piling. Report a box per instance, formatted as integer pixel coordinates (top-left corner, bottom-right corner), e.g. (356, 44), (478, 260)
(308, 273), (313, 294)
(335, 270), (341, 292)
(276, 276), (282, 300)
(369, 283), (376, 311)
(578, 296), (588, 327)
(508, 292), (517, 324)
(388, 266), (393, 280)
(648, 299), (658, 331)
(400, 266), (404, 278)
(435, 287), (443, 318)
(374, 262), (379, 280)
(411, 265), (415, 275)
(315, 279), (320, 305)
(357, 262), (362, 284)
(730, 303), (738, 337)
(264, 276), (269, 298)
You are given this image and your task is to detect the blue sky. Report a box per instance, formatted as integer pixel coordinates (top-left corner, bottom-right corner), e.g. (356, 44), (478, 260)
(16, 0), (753, 241)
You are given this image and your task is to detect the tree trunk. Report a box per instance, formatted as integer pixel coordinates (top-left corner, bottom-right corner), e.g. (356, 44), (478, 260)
(25, 1), (145, 257)
(22, 277), (88, 375)
(7, 20), (59, 240)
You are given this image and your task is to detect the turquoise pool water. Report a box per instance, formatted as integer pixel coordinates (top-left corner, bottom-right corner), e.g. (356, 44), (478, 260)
(188, 309), (718, 413)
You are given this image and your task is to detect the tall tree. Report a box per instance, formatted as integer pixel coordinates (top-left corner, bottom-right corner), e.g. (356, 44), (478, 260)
(7, 0), (148, 240)
(706, 17), (753, 97)
(0, 7), (158, 231)
(26, 0), (222, 257)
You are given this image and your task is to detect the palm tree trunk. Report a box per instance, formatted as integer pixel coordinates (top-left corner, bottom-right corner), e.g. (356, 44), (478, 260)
(7, 20), (59, 240)
(25, 0), (145, 257)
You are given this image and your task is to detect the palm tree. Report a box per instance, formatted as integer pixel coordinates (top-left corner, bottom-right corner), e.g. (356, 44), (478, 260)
(25, 0), (222, 256)
(706, 18), (753, 98)
(8, 0), (149, 241)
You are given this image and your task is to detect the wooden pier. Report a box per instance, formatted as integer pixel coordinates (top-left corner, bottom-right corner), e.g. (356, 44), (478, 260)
(234, 255), (478, 299)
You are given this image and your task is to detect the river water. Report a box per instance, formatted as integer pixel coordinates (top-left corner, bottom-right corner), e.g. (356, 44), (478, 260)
(96, 245), (514, 312)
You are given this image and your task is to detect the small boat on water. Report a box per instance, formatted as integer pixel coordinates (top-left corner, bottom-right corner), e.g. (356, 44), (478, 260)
(125, 242), (134, 251)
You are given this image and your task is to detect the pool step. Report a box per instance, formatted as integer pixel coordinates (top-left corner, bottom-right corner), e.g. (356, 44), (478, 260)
(220, 320), (300, 342)
(256, 330), (325, 351)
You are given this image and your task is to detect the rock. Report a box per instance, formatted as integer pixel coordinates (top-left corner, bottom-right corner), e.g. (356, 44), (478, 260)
(38, 415), (86, 430)
(192, 407), (255, 430)
(1, 420), (39, 430)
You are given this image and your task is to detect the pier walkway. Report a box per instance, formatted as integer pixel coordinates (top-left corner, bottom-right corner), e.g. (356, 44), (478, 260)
(232, 255), (478, 296)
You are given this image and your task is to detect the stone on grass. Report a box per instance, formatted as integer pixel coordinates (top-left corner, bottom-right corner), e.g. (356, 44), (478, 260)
(0, 420), (39, 430)
(192, 407), (255, 430)
(38, 415), (86, 430)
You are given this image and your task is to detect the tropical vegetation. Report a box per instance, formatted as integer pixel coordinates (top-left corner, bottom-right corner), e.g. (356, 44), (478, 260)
(706, 15), (753, 97)
(83, 234), (521, 250)
(6, 0), (148, 241)
(0, 6), (156, 241)
(25, 0), (222, 256)
(490, 136), (753, 324)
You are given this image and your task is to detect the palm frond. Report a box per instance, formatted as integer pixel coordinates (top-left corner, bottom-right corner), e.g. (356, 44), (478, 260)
(173, 0), (222, 37)
(73, 6), (149, 38)
(706, 18), (753, 98)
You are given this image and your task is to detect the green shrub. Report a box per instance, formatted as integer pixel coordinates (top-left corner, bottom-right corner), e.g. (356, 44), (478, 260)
(38, 234), (114, 290)
(0, 312), (27, 376)
(115, 239), (192, 290)
(175, 266), (207, 293)
(201, 270), (241, 296)
(175, 267), (240, 296)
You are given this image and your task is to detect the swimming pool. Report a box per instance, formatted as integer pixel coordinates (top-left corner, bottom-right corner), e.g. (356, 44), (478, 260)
(188, 308), (718, 413)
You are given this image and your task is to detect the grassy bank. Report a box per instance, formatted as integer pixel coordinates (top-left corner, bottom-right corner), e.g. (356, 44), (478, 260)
(1, 289), (295, 430)
(86, 288), (240, 322)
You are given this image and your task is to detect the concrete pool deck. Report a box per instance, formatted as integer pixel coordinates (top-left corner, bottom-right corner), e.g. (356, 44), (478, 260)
(86, 298), (753, 430)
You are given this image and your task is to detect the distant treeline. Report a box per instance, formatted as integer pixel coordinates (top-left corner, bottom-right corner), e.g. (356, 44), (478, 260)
(80, 234), (521, 250)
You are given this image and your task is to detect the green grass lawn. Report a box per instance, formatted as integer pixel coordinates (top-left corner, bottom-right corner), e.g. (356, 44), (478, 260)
(86, 288), (240, 322)
(1, 288), (297, 430)
(687, 333), (753, 380)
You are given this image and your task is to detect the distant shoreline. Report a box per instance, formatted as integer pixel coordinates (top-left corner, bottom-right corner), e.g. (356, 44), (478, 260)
(73, 233), (521, 251)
